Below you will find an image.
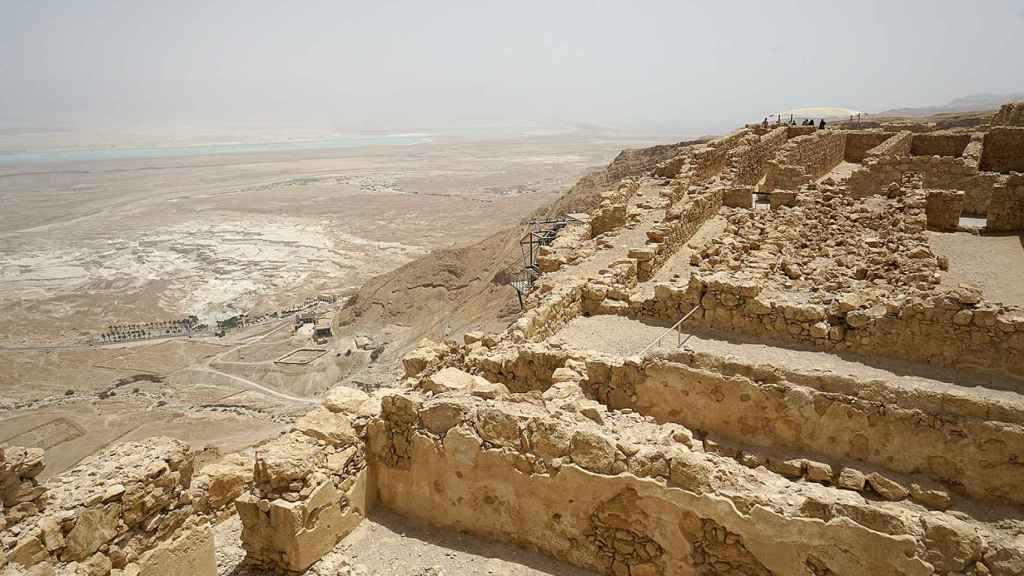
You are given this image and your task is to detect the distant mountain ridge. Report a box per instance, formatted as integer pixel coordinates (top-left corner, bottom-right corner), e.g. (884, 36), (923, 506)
(875, 93), (1024, 117)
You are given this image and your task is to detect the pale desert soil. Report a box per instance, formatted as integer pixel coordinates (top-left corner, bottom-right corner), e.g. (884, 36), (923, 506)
(215, 509), (596, 576)
(928, 230), (1024, 308)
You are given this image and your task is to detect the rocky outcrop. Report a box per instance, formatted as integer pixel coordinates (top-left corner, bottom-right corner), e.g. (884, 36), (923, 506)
(1, 438), (215, 576)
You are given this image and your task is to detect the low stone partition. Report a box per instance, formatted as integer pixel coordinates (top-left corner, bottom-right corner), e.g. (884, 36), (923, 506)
(843, 130), (895, 162)
(763, 130), (845, 190)
(925, 190), (964, 231)
(235, 392), (372, 574)
(863, 131), (913, 160)
(911, 132), (971, 157)
(721, 186), (753, 208)
(988, 174), (1024, 232)
(1, 438), (215, 576)
(725, 127), (787, 186)
(583, 349), (1024, 506)
(590, 180), (640, 237)
(512, 278), (586, 343)
(980, 127), (1024, 174)
(846, 154), (1002, 214)
(685, 129), (752, 184)
(366, 388), (1022, 576)
(640, 272), (1024, 381)
(633, 189), (722, 282)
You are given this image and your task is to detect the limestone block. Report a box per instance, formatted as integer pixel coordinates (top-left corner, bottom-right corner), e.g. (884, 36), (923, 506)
(836, 468), (866, 491)
(423, 367), (489, 395)
(867, 473), (908, 501)
(805, 461), (833, 483)
(910, 483), (951, 510)
(236, 470), (367, 573)
(136, 523), (217, 576)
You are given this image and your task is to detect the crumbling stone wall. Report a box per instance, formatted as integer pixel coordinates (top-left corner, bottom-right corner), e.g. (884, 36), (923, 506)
(590, 180), (641, 237)
(763, 131), (845, 190)
(980, 127), (1024, 173)
(843, 131), (895, 162)
(721, 186), (753, 209)
(633, 189), (722, 282)
(367, 388), (1016, 576)
(863, 131), (913, 160)
(992, 101), (1024, 126)
(687, 129), (752, 184)
(987, 174), (1024, 232)
(911, 132), (971, 157)
(726, 127), (788, 185)
(235, 392), (372, 574)
(642, 273), (1024, 381)
(925, 190), (964, 231)
(1, 438), (215, 576)
(846, 154), (1001, 214)
(584, 351), (1024, 505)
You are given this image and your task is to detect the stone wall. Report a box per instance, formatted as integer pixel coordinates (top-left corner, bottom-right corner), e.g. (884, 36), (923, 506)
(763, 131), (845, 190)
(591, 180), (640, 237)
(721, 186), (753, 209)
(640, 272), (1024, 381)
(846, 154), (1002, 214)
(980, 127), (1024, 173)
(585, 351), (1024, 505)
(843, 131), (894, 162)
(235, 391), (373, 574)
(987, 174), (1024, 232)
(367, 388), (1018, 576)
(1, 437), (215, 576)
(911, 132), (971, 157)
(634, 189), (723, 282)
(863, 131), (913, 160)
(726, 127), (788, 186)
(686, 129), (752, 184)
(992, 101), (1024, 126)
(925, 190), (963, 231)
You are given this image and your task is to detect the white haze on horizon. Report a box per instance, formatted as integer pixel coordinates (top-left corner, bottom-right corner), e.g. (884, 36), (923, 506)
(2, 0), (1023, 140)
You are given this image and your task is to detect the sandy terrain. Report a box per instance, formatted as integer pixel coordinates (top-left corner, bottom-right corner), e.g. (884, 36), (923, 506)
(928, 230), (1024, 307)
(0, 131), (650, 344)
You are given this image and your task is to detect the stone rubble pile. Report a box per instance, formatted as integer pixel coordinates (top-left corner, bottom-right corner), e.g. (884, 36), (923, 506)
(0, 447), (46, 532)
(234, 388), (374, 574)
(1, 437), (216, 576)
(694, 184), (942, 303)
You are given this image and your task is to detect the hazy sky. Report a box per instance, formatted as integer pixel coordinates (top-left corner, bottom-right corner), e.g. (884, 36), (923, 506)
(2, 0), (1023, 133)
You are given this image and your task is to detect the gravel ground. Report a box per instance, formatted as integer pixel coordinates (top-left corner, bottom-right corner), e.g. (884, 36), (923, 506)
(215, 509), (597, 576)
(928, 230), (1024, 308)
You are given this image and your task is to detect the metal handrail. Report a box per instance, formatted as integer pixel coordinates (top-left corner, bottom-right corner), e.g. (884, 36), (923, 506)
(638, 303), (703, 356)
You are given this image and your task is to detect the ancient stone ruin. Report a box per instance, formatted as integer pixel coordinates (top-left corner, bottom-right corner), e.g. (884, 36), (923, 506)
(3, 106), (1024, 575)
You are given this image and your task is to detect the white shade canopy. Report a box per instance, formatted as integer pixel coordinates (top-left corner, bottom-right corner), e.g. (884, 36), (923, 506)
(772, 107), (864, 119)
